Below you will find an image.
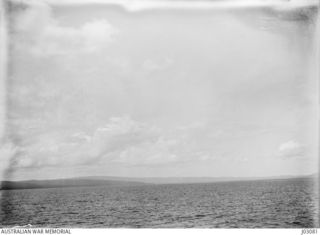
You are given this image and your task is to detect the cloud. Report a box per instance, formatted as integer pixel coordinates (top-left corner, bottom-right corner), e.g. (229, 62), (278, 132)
(142, 57), (174, 72)
(85, 116), (161, 161)
(277, 140), (304, 158)
(113, 137), (180, 166)
(37, 0), (319, 11)
(13, 116), (165, 168)
(11, 0), (118, 56)
(11, 117), (217, 169)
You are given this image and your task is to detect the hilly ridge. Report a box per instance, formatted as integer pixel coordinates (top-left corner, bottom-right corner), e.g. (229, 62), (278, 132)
(0, 173), (317, 190)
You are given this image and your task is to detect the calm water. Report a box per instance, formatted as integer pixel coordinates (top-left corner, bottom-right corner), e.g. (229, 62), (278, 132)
(0, 178), (318, 228)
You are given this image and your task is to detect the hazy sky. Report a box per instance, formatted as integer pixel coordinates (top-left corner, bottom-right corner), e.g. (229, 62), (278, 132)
(0, 0), (318, 180)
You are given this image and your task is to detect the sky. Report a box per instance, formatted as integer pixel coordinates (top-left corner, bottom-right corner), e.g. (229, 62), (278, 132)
(0, 0), (319, 180)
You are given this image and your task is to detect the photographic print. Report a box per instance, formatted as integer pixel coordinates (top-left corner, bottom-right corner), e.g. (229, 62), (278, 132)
(0, 0), (319, 229)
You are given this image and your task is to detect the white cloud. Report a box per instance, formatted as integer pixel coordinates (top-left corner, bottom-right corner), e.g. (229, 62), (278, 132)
(86, 116), (161, 159)
(114, 137), (179, 166)
(12, 1), (118, 56)
(14, 116), (165, 168)
(277, 140), (304, 158)
(12, 116), (217, 169)
(142, 57), (173, 72)
(38, 0), (319, 11)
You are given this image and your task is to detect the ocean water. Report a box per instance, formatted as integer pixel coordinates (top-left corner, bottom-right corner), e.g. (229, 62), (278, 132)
(0, 178), (318, 228)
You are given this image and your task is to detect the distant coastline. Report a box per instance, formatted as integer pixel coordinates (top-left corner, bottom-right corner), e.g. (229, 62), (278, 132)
(0, 174), (317, 190)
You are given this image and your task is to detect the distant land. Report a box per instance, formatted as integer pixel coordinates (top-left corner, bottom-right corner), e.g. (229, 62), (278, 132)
(0, 174), (317, 190)
(0, 178), (148, 190)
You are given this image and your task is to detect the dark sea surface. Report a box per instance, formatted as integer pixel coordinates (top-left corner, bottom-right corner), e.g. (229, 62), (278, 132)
(0, 178), (318, 228)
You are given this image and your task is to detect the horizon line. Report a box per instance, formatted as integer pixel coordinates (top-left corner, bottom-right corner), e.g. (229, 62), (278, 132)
(3, 172), (318, 182)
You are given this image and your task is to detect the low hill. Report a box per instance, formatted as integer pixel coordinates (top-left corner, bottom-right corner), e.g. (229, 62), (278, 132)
(1, 173), (316, 190)
(0, 178), (148, 190)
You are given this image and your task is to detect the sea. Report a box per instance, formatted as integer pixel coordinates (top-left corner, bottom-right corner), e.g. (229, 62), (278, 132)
(0, 177), (318, 228)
